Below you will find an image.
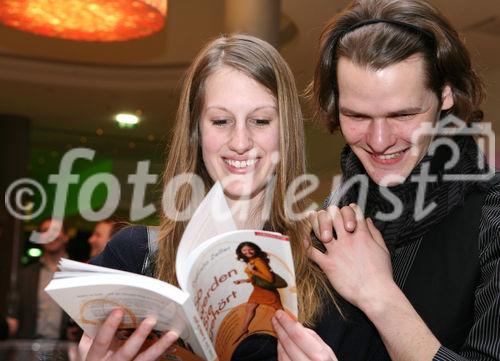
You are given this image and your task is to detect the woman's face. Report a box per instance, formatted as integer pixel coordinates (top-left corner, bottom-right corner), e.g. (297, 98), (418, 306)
(200, 66), (280, 202)
(241, 245), (256, 258)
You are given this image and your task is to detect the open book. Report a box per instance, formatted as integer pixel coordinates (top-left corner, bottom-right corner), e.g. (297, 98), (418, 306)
(45, 183), (298, 361)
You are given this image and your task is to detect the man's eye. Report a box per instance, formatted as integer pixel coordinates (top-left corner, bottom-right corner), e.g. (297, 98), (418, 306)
(347, 114), (368, 120)
(395, 114), (417, 120)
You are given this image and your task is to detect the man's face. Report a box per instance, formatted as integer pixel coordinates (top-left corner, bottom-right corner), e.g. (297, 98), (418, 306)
(337, 54), (454, 186)
(39, 219), (67, 254)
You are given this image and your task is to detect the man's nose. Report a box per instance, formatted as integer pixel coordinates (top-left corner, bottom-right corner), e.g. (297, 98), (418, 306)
(366, 118), (396, 153)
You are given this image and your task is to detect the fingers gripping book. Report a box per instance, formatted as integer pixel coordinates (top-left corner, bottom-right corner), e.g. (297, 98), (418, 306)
(45, 183), (298, 361)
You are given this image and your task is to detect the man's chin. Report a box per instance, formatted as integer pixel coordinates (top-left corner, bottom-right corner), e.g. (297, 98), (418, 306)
(369, 170), (409, 187)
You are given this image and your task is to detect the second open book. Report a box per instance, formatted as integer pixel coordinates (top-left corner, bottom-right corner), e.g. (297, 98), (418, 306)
(45, 182), (298, 361)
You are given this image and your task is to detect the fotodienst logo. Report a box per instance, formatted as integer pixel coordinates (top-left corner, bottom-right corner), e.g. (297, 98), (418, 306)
(4, 116), (496, 243)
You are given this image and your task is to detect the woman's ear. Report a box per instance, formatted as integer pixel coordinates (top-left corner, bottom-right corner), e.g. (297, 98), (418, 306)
(440, 84), (454, 111)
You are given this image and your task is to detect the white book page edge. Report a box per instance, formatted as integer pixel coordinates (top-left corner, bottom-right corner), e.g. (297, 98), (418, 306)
(58, 258), (134, 276)
(176, 182), (236, 289)
(45, 273), (190, 305)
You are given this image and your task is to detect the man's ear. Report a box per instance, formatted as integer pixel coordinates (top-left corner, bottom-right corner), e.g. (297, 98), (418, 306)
(441, 84), (454, 111)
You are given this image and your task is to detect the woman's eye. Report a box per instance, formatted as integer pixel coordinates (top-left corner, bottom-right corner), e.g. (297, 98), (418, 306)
(253, 118), (271, 126)
(211, 119), (228, 126)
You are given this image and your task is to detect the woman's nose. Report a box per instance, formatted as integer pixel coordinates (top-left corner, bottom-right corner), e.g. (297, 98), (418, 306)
(228, 125), (253, 153)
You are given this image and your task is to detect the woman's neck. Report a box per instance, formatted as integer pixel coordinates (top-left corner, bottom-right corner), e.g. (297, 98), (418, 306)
(226, 195), (266, 230)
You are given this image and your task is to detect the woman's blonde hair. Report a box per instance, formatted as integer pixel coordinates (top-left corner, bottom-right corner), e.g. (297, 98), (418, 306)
(155, 34), (335, 325)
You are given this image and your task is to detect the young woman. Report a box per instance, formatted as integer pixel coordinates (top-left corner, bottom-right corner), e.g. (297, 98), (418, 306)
(79, 34), (336, 361)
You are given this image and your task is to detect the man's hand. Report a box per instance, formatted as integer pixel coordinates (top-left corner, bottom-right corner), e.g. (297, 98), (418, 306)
(307, 204), (393, 310)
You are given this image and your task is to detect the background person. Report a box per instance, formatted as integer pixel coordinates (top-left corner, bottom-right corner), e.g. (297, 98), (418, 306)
(14, 218), (72, 340)
(276, 0), (500, 360)
(88, 219), (117, 258)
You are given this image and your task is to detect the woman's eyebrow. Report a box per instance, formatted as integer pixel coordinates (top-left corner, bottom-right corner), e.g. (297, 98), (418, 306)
(205, 105), (277, 112)
(204, 106), (230, 112)
(251, 105), (278, 112)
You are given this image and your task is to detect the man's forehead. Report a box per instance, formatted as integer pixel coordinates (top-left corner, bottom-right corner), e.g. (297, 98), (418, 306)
(337, 57), (432, 103)
(337, 54), (427, 78)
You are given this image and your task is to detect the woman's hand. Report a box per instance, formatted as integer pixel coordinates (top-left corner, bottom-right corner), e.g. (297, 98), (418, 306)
(79, 309), (179, 361)
(307, 204), (393, 310)
(272, 310), (337, 361)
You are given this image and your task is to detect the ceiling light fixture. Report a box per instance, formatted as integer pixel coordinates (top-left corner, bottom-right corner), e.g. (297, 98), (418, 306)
(0, 0), (167, 42)
(115, 113), (140, 128)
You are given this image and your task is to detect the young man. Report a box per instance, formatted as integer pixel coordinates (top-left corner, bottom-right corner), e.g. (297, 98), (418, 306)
(15, 218), (71, 339)
(273, 1), (499, 360)
(88, 219), (116, 258)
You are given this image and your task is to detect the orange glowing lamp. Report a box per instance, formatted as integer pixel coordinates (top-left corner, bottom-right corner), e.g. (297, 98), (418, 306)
(0, 0), (167, 41)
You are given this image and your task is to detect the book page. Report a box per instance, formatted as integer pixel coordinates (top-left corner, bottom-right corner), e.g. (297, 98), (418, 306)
(55, 258), (137, 277)
(184, 230), (298, 361)
(176, 182), (237, 290)
(45, 268), (217, 360)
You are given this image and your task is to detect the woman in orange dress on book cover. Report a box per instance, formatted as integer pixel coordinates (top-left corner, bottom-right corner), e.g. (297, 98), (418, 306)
(233, 242), (283, 343)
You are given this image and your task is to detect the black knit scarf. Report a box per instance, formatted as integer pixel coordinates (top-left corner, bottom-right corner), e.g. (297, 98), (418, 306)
(331, 135), (490, 252)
